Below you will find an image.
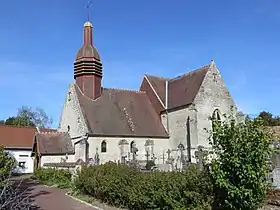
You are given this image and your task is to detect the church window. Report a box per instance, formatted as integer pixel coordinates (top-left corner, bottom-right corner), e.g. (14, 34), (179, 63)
(130, 141), (135, 153)
(186, 116), (191, 162)
(68, 91), (71, 101)
(212, 109), (222, 145)
(213, 73), (218, 82)
(101, 140), (107, 153)
(67, 125), (70, 132)
(212, 109), (221, 122)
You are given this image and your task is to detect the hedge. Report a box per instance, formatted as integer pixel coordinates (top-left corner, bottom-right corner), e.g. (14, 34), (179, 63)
(33, 168), (72, 188)
(73, 163), (213, 210)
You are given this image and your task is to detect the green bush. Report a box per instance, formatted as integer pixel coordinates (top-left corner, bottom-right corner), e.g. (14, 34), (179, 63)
(210, 116), (274, 210)
(34, 167), (72, 188)
(73, 163), (213, 209)
(0, 146), (16, 179)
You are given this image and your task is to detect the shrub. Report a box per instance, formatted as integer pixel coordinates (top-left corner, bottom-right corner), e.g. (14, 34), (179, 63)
(34, 168), (72, 188)
(210, 116), (274, 210)
(0, 146), (34, 209)
(0, 146), (16, 180)
(73, 163), (213, 209)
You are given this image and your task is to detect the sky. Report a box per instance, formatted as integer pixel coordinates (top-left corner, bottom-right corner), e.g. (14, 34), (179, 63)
(0, 0), (279, 128)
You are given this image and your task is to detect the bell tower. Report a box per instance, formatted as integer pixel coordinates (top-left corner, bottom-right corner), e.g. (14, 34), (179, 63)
(74, 21), (102, 100)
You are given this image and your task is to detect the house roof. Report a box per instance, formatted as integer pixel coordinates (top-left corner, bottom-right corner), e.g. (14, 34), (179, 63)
(75, 85), (169, 138)
(35, 132), (74, 155)
(145, 63), (211, 110)
(0, 125), (56, 149)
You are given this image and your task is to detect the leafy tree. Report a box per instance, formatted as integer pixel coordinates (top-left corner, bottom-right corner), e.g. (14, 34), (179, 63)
(0, 120), (4, 124)
(257, 111), (280, 126)
(4, 106), (52, 128)
(4, 116), (35, 127)
(210, 116), (273, 210)
(0, 146), (16, 179)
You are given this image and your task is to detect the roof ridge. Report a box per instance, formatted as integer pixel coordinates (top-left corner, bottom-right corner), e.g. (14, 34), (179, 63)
(38, 131), (66, 135)
(169, 63), (211, 82)
(0, 124), (36, 129)
(144, 74), (169, 81)
(105, 87), (145, 93)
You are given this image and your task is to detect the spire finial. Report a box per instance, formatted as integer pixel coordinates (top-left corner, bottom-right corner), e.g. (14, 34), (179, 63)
(86, 0), (93, 22)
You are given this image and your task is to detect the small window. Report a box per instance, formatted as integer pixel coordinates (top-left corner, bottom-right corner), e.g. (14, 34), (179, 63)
(67, 125), (70, 132)
(101, 140), (107, 153)
(18, 162), (26, 169)
(68, 91), (71, 101)
(130, 141), (135, 153)
(213, 73), (218, 82)
(19, 155), (29, 157)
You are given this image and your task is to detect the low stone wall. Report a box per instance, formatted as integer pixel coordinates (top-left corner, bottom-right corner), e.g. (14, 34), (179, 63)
(42, 162), (86, 177)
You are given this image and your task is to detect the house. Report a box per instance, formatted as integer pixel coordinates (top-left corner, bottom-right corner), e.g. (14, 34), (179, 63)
(31, 21), (239, 169)
(0, 124), (55, 174)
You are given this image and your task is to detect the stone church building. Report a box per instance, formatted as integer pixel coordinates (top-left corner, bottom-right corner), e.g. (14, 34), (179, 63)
(31, 21), (239, 169)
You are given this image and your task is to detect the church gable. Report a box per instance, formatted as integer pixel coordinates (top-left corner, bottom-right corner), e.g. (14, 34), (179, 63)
(193, 61), (237, 147)
(193, 61), (236, 115)
(58, 84), (89, 138)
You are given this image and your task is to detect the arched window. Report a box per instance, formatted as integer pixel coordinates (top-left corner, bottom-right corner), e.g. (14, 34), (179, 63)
(130, 141), (135, 153)
(101, 140), (107, 153)
(212, 109), (222, 145)
(212, 109), (221, 122)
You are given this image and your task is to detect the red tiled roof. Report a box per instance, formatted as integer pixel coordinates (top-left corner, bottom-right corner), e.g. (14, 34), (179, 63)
(0, 125), (56, 149)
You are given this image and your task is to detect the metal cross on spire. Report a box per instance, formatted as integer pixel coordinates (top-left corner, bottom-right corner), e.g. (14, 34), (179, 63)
(85, 0), (93, 21)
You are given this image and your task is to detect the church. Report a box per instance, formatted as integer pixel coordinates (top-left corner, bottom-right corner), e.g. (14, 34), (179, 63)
(31, 21), (239, 170)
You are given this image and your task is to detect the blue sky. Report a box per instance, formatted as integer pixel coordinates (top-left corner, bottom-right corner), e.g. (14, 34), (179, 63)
(0, 0), (279, 128)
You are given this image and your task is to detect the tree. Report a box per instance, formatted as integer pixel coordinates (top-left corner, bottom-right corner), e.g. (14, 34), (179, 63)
(4, 106), (52, 128)
(257, 111), (280, 126)
(209, 116), (273, 210)
(4, 116), (35, 127)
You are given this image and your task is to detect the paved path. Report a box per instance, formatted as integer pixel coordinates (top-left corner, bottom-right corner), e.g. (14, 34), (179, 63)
(13, 178), (97, 210)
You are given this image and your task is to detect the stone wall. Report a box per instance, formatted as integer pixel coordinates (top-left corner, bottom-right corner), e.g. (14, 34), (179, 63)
(57, 83), (89, 138)
(87, 136), (170, 165)
(194, 62), (237, 147)
(40, 154), (75, 167)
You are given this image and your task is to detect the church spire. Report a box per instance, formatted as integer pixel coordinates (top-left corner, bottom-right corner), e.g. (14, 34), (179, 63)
(74, 21), (103, 100)
(83, 21), (93, 46)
